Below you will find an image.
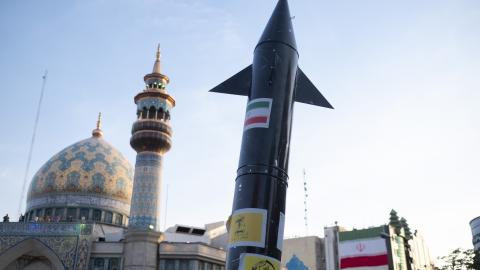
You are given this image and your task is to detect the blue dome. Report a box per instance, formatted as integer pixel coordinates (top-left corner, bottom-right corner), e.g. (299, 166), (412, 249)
(26, 135), (134, 216)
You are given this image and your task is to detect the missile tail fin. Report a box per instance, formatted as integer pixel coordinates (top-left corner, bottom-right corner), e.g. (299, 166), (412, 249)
(295, 68), (334, 109)
(209, 65), (252, 96)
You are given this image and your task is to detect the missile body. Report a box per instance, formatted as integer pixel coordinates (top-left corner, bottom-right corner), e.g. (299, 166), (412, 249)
(210, 1), (332, 269)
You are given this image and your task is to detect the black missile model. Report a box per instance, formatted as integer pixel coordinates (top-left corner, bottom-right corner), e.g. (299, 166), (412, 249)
(209, 0), (333, 270)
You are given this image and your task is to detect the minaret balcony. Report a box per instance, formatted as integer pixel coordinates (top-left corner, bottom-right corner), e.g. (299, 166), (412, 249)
(131, 119), (172, 136)
(130, 119), (172, 154)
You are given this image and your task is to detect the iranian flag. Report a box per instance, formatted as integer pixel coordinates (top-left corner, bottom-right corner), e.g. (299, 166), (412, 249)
(339, 227), (389, 270)
(244, 98), (273, 130)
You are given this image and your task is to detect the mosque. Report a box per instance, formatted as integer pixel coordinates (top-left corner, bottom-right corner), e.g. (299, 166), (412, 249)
(0, 48), (228, 270)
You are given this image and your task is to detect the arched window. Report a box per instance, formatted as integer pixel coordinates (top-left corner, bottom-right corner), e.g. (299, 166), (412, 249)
(158, 108), (165, 120)
(142, 107), (148, 119)
(165, 111), (170, 121)
(148, 106), (156, 119)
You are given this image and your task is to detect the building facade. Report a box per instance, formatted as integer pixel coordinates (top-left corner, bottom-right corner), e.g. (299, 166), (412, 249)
(323, 225), (435, 270)
(470, 217), (480, 252)
(281, 236), (325, 270)
(409, 231), (435, 270)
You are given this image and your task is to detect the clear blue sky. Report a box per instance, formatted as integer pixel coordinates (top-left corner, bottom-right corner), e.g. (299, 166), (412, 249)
(1, 0), (479, 259)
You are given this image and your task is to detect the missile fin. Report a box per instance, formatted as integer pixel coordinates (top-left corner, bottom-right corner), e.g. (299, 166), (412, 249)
(295, 68), (334, 109)
(209, 65), (252, 96)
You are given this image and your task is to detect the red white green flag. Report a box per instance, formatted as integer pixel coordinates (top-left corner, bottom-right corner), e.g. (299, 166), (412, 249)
(244, 98), (273, 130)
(339, 227), (389, 270)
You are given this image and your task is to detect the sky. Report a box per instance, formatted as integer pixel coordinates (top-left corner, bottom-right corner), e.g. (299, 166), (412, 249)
(0, 0), (479, 259)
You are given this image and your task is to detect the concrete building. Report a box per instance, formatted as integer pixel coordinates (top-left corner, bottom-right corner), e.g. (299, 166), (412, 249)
(410, 231), (435, 270)
(0, 48), (226, 270)
(281, 236), (325, 270)
(470, 216), (480, 252)
(324, 226), (344, 270)
(323, 224), (436, 270)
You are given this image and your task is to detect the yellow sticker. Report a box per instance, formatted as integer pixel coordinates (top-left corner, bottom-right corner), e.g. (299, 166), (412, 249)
(228, 208), (267, 248)
(239, 253), (280, 270)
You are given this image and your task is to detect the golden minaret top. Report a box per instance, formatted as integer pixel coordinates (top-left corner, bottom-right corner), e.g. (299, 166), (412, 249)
(152, 44), (161, 74)
(92, 112), (103, 137)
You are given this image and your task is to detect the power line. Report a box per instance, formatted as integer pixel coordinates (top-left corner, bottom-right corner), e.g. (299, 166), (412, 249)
(17, 70), (48, 218)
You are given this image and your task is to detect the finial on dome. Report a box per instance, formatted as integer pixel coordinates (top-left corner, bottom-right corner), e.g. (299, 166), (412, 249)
(92, 112), (103, 137)
(152, 44), (161, 74)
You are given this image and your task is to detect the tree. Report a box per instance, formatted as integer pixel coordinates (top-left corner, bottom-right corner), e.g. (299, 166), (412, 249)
(474, 251), (480, 270)
(438, 248), (475, 270)
(389, 209), (401, 233)
(400, 217), (412, 240)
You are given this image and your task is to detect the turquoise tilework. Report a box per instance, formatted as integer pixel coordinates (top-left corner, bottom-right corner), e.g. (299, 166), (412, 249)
(128, 152), (163, 230)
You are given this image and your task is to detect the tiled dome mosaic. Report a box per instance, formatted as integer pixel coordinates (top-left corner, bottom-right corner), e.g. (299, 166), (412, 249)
(26, 136), (134, 205)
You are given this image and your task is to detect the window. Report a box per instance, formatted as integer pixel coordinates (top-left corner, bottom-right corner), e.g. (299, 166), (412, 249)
(67, 208), (77, 221)
(176, 226), (190, 233)
(104, 211), (113, 223)
(148, 107), (156, 119)
(205, 262), (212, 270)
(179, 260), (190, 270)
(93, 258), (105, 270)
(191, 228), (206, 235)
(93, 209), (102, 222)
(114, 214), (122, 225)
(165, 259), (175, 270)
(45, 208), (53, 217)
(54, 208), (65, 220)
(80, 208), (89, 220)
(107, 258), (120, 270)
(89, 257), (121, 270)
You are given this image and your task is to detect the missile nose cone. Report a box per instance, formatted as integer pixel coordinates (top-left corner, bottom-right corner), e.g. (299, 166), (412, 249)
(257, 0), (297, 51)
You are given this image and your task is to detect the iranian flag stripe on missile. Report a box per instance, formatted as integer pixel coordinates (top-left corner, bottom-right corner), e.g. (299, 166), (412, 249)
(244, 98), (272, 130)
(339, 226), (389, 270)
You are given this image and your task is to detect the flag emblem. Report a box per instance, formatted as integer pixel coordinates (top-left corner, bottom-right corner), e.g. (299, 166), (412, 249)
(244, 98), (273, 130)
(355, 243), (366, 252)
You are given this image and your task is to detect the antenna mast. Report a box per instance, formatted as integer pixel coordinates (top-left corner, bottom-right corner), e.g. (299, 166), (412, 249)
(163, 184), (169, 231)
(17, 70), (48, 218)
(303, 168), (309, 236)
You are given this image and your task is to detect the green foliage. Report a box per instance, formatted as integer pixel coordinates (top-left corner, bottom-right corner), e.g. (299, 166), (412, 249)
(400, 217), (412, 240)
(389, 209), (401, 232)
(438, 248), (475, 270)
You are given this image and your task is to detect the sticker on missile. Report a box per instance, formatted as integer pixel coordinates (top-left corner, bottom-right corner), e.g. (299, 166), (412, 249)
(244, 98), (273, 130)
(228, 208), (267, 248)
(239, 253), (280, 270)
(277, 212), (285, 251)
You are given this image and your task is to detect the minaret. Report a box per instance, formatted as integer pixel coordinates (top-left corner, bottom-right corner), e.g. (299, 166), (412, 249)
(124, 45), (175, 270)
